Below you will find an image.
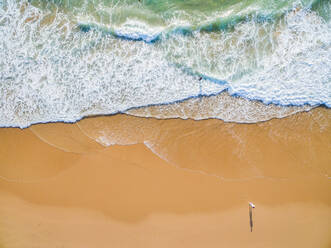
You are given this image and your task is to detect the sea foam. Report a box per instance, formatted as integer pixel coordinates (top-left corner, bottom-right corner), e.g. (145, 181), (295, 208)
(0, 1), (330, 128)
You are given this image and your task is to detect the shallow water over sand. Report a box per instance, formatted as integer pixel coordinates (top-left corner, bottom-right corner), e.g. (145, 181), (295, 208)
(0, 108), (330, 247)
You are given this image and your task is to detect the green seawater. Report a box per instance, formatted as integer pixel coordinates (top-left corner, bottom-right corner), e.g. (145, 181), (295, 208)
(0, 0), (330, 127)
(29, 0), (328, 37)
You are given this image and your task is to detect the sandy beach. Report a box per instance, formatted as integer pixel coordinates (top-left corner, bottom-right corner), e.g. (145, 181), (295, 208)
(0, 107), (330, 248)
(1, 1), (330, 247)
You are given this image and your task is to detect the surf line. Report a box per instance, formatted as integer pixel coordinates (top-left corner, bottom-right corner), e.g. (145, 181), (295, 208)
(249, 202), (255, 232)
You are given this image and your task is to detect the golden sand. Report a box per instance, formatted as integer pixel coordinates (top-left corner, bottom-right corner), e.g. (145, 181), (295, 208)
(0, 108), (330, 248)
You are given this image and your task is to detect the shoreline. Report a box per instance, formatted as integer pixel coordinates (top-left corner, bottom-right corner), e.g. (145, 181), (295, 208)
(0, 107), (330, 247)
(0, 91), (319, 129)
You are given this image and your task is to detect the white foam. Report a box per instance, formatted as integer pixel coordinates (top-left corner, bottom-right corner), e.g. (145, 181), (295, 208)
(0, 1), (329, 128)
(0, 1), (225, 128)
(126, 92), (313, 123)
(230, 9), (331, 107)
(113, 19), (162, 42)
(163, 8), (331, 107)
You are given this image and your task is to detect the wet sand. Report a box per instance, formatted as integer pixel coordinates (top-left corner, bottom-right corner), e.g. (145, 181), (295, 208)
(0, 108), (330, 248)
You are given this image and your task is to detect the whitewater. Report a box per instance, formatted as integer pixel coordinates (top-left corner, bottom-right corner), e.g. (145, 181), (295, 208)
(0, 0), (330, 128)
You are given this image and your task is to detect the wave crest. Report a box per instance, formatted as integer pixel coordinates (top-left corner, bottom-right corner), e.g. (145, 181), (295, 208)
(0, 0), (330, 128)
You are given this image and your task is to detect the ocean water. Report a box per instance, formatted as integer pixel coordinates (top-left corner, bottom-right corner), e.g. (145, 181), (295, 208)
(0, 0), (330, 128)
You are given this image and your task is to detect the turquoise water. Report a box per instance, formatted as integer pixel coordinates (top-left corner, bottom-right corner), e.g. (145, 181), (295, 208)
(0, 0), (330, 127)
(30, 0), (327, 41)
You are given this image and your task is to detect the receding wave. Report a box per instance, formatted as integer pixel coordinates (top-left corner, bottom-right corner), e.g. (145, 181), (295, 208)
(0, 0), (330, 128)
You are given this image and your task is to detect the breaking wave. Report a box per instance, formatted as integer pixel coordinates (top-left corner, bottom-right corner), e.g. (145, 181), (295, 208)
(0, 0), (330, 128)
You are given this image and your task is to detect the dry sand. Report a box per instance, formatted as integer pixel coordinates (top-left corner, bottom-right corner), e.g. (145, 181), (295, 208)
(0, 108), (330, 248)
